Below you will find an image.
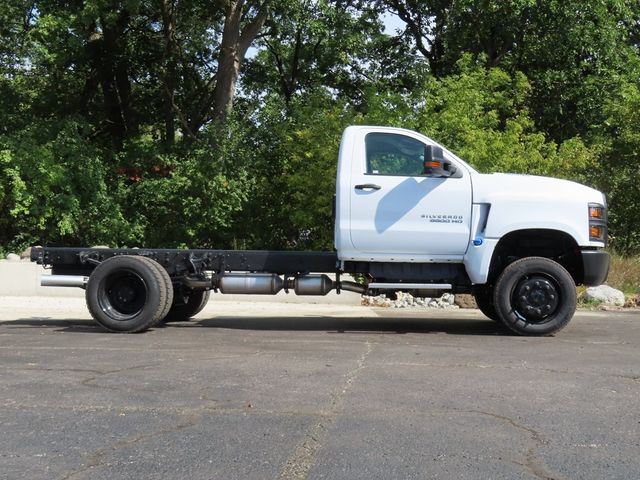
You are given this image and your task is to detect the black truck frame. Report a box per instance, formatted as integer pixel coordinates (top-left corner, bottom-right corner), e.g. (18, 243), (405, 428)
(31, 246), (470, 333)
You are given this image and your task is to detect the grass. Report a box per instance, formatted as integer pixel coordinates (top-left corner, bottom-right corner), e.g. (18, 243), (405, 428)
(605, 254), (640, 296)
(577, 253), (640, 308)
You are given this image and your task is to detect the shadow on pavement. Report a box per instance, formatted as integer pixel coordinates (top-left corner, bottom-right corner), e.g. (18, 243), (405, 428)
(0, 315), (507, 336)
(0, 318), (101, 333)
(191, 316), (506, 336)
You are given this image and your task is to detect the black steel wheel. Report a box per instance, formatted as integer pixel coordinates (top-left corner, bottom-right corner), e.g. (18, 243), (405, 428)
(86, 256), (173, 332)
(493, 257), (576, 336)
(163, 289), (211, 322)
(472, 284), (499, 322)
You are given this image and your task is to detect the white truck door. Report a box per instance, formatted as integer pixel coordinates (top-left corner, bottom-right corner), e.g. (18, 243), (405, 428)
(349, 130), (472, 256)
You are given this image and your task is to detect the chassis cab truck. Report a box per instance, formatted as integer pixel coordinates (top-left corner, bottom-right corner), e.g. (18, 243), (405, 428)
(31, 126), (610, 335)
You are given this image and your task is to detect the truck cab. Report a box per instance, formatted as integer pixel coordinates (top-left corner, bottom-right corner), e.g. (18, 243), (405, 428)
(336, 126), (474, 262)
(335, 126), (609, 334)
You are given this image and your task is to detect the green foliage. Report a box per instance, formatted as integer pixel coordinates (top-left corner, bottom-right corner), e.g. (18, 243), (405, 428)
(233, 92), (357, 249)
(0, 119), (140, 252)
(1, 0), (640, 254)
(128, 122), (254, 248)
(243, 0), (390, 110)
(591, 82), (640, 253)
(362, 59), (596, 179)
(385, 0), (640, 140)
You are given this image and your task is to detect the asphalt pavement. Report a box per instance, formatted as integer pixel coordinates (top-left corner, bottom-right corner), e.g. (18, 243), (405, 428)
(0, 297), (639, 480)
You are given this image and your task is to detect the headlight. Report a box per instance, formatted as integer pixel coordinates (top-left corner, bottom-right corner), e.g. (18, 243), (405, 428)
(588, 203), (607, 243)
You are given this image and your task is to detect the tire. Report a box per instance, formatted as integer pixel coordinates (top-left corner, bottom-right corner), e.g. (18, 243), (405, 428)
(85, 256), (173, 333)
(472, 284), (499, 322)
(164, 289), (211, 322)
(136, 256), (174, 322)
(493, 256), (576, 336)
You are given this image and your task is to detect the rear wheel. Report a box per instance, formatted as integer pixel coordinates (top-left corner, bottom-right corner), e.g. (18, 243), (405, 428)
(493, 257), (576, 336)
(164, 289), (210, 322)
(86, 256), (173, 333)
(472, 284), (499, 322)
(136, 256), (173, 322)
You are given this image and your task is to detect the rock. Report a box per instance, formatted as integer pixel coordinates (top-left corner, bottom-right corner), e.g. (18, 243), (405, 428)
(363, 292), (461, 310)
(20, 247), (32, 260)
(624, 294), (640, 308)
(361, 295), (386, 307)
(584, 285), (625, 307)
(441, 293), (455, 305)
(454, 294), (477, 309)
(6, 253), (20, 261)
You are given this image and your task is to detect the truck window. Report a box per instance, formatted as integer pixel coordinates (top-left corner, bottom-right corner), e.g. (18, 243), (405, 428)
(365, 132), (426, 176)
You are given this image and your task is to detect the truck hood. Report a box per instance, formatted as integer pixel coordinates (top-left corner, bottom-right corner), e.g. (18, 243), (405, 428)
(469, 173), (606, 246)
(471, 173), (605, 205)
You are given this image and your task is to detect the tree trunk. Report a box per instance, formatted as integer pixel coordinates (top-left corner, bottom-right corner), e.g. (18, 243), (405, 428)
(209, 0), (269, 126)
(160, 0), (177, 149)
(87, 10), (135, 149)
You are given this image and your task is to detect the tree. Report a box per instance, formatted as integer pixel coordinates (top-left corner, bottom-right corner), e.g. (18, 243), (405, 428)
(211, 0), (269, 125)
(2, 0), (640, 255)
(362, 57), (595, 178)
(243, 0), (386, 109)
(592, 83), (640, 253)
(2, 0), (270, 148)
(379, 0), (640, 141)
(378, 0), (454, 77)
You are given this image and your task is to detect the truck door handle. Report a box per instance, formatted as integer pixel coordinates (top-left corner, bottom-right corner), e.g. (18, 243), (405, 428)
(355, 183), (381, 190)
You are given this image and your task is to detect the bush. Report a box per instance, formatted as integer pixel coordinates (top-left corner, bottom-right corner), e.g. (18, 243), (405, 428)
(0, 119), (140, 253)
(362, 57), (597, 180)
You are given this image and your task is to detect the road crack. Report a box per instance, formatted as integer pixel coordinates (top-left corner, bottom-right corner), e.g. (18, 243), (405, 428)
(278, 341), (375, 480)
(57, 415), (198, 480)
(462, 409), (566, 480)
(79, 364), (157, 391)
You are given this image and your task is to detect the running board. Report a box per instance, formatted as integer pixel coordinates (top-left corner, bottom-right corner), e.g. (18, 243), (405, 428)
(368, 283), (452, 290)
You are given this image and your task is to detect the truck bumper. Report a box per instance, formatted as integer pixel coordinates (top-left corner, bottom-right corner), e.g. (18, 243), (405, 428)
(581, 250), (609, 286)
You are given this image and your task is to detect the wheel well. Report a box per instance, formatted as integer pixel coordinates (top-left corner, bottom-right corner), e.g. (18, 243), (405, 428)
(488, 229), (583, 285)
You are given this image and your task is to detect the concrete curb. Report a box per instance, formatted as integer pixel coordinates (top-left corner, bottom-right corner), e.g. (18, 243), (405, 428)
(0, 260), (83, 298)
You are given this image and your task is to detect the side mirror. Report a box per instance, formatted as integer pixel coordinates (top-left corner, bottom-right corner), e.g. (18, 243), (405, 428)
(423, 145), (457, 177)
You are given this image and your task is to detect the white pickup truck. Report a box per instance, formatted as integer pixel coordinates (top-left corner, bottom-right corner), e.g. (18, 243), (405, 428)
(31, 125), (610, 335)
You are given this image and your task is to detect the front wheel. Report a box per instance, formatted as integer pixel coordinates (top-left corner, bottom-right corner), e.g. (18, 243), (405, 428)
(493, 257), (576, 336)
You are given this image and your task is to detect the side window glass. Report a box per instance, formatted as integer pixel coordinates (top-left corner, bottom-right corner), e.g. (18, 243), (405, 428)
(365, 133), (426, 176)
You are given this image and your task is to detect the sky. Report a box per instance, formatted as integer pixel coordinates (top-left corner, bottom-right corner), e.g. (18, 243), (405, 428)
(382, 12), (405, 35)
